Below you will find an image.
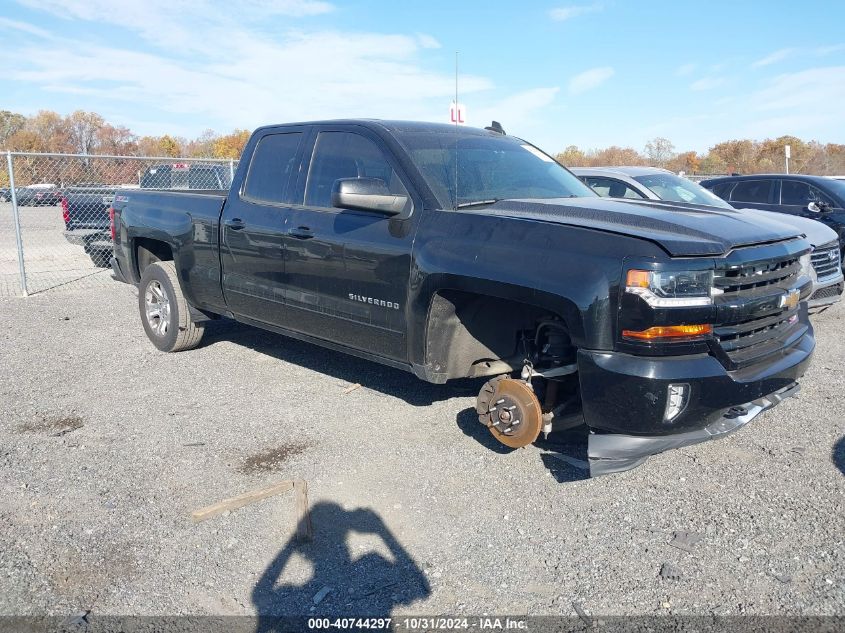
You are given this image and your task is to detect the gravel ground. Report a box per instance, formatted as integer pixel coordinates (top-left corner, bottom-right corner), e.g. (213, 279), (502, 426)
(0, 281), (843, 619)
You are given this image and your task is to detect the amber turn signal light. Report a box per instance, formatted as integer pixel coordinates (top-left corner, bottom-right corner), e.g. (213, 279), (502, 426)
(626, 269), (651, 288)
(622, 324), (712, 340)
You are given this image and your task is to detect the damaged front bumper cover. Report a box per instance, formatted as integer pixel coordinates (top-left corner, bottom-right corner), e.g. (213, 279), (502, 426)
(588, 382), (800, 476)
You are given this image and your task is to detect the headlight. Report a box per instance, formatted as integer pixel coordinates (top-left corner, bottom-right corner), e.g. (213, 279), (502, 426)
(799, 253), (814, 281)
(625, 269), (714, 307)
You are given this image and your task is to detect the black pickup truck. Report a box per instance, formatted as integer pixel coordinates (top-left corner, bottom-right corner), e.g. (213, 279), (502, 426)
(110, 120), (815, 476)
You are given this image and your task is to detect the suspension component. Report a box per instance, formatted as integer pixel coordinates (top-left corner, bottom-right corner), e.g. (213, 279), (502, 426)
(476, 376), (543, 448)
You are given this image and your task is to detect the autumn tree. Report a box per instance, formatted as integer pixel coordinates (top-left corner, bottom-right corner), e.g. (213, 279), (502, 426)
(184, 129), (220, 157)
(644, 137), (675, 168)
(0, 111), (26, 148)
(587, 146), (644, 166)
(212, 129), (250, 159)
(67, 110), (106, 155)
(556, 145), (588, 166)
(667, 151), (700, 174)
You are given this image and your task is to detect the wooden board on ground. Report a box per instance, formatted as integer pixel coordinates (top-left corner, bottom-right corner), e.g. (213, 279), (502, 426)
(191, 480), (295, 523)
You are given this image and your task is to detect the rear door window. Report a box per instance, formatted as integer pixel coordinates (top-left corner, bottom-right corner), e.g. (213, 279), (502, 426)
(243, 132), (304, 204)
(730, 180), (772, 204)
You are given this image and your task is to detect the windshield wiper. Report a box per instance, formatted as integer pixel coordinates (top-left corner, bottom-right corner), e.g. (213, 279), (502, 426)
(456, 199), (502, 209)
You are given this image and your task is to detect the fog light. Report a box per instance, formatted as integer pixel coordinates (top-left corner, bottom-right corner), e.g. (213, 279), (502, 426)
(664, 383), (690, 422)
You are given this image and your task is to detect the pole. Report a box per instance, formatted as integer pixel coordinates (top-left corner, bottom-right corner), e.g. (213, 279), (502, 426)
(6, 151), (28, 296)
(454, 51), (459, 209)
(229, 159), (235, 184)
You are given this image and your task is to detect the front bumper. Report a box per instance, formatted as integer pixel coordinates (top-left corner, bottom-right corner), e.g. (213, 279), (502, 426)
(588, 382), (799, 475)
(578, 329), (814, 476)
(807, 275), (843, 312)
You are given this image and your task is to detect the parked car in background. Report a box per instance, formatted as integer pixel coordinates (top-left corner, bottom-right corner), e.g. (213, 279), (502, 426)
(0, 187), (19, 203)
(140, 162), (232, 190)
(574, 167), (843, 312)
(571, 166), (729, 206)
(62, 184), (127, 267)
(61, 163), (231, 268)
(699, 174), (845, 254)
(16, 184), (62, 206)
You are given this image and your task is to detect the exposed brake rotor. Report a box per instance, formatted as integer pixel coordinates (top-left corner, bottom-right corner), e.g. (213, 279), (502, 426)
(476, 377), (543, 448)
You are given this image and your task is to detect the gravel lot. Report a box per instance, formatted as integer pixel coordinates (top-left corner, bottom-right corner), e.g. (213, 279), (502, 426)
(0, 280), (843, 619)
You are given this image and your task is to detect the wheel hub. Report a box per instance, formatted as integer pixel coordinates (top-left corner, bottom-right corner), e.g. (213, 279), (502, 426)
(476, 378), (543, 448)
(145, 280), (171, 337)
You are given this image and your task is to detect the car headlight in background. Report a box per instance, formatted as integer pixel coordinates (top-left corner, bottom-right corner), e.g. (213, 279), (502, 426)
(625, 269), (714, 307)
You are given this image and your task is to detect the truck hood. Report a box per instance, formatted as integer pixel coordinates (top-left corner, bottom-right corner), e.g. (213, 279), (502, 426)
(480, 197), (804, 256)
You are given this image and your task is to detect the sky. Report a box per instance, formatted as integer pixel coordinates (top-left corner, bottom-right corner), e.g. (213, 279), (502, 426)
(1, 0), (843, 154)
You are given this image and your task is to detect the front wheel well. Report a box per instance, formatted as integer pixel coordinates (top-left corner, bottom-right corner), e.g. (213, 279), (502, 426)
(424, 290), (576, 380)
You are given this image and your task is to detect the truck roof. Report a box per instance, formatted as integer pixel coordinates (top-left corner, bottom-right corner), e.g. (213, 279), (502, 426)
(254, 119), (507, 138)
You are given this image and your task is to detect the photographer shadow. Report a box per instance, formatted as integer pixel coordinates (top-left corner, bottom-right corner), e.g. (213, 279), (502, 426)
(252, 502), (430, 631)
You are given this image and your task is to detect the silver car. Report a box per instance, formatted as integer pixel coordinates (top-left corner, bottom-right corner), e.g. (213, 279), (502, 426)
(571, 166), (843, 312)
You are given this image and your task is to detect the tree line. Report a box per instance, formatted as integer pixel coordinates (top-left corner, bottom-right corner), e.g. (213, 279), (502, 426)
(2, 108), (845, 176)
(0, 109), (249, 159)
(556, 136), (845, 176)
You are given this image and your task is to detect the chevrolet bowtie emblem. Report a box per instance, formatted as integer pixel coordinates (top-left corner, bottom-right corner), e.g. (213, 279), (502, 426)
(779, 289), (800, 310)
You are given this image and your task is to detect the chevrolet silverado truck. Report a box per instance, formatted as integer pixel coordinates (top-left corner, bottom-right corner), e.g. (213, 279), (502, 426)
(109, 120), (815, 476)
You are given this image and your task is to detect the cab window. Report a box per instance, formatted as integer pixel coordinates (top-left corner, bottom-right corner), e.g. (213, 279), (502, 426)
(304, 131), (409, 210)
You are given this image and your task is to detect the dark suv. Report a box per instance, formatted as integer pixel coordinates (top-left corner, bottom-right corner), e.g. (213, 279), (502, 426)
(700, 174), (845, 256)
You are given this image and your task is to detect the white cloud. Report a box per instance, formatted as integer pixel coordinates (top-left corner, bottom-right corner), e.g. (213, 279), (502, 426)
(751, 48), (795, 69)
(753, 66), (845, 114)
(549, 3), (602, 21)
(567, 67), (614, 95)
(0, 4), (508, 134)
(815, 43), (845, 56)
(690, 76), (724, 91)
(472, 87), (560, 128)
(675, 63), (696, 77)
(416, 33), (441, 49)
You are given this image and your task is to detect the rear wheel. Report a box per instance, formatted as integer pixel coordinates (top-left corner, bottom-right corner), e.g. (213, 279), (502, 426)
(138, 261), (204, 352)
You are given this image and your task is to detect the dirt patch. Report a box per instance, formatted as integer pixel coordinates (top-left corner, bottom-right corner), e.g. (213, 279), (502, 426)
(17, 414), (84, 436)
(239, 442), (312, 474)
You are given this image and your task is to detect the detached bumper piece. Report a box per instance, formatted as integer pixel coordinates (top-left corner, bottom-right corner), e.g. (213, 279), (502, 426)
(110, 256), (130, 284)
(588, 382), (800, 476)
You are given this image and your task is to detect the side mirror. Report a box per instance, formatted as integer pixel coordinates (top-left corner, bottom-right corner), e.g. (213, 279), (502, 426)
(331, 178), (408, 215)
(807, 201), (831, 213)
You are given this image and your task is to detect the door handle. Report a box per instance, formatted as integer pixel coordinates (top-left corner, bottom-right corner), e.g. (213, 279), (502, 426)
(226, 218), (245, 231)
(288, 226), (314, 240)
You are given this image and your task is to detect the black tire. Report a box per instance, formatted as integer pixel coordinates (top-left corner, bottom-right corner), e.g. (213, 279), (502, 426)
(84, 246), (111, 268)
(138, 261), (204, 352)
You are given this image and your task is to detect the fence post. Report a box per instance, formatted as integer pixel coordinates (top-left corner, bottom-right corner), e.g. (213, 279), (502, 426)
(229, 159), (235, 184)
(6, 151), (28, 297)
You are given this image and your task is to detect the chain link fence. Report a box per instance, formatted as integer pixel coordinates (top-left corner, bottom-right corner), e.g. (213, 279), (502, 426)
(0, 152), (238, 296)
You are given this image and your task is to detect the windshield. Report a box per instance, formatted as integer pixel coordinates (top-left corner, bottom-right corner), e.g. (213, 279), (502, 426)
(395, 131), (595, 208)
(633, 173), (732, 209)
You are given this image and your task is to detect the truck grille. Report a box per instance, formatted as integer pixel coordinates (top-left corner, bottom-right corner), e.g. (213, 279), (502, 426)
(810, 243), (841, 281)
(713, 251), (804, 369)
